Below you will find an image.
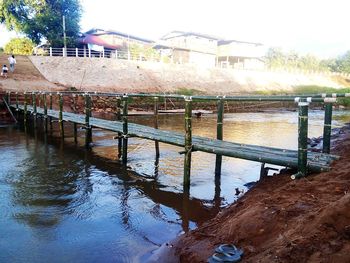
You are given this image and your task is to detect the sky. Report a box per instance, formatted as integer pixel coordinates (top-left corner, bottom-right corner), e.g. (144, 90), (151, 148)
(1, 0), (349, 58)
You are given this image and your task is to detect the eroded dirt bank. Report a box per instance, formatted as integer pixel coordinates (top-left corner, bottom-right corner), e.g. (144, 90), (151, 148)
(29, 56), (347, 94)
(161, 127), (350, 263)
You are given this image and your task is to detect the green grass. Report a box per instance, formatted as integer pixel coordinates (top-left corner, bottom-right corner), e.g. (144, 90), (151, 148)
(174, 88), (204, 96)
(254, 85), (350, 106)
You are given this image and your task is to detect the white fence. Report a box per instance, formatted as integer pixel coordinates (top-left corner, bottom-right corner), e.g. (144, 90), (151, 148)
(33, 47), (162, 62)
(32, 47), (350, 78)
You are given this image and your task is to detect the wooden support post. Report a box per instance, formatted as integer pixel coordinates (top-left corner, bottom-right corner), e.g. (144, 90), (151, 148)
(215, 98), (224, 176)
(154, 96), (160, 159)
(32, 92), (37, 129)
(43, 93), (48, 133)
(7, 91), (11, 105)
(49, 93), (53, 130)
(15, 92), (19, 110)
(292, 102), (309, 179)
(122, 95), (129, 164)
(58, 93), (64, 139)
(84, 94), (92, 148)
(184, 97), (192, 188)
(323, 103), (333, 154)
(116, 97), (122, 159)
(72, 94), (78, 144)
(23, 92), (28, 128)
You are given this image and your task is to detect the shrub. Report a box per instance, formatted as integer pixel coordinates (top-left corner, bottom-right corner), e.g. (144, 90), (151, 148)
(4, 38), (35, 55)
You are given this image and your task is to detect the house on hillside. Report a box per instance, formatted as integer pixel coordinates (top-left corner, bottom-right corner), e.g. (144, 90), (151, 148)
(217, 40), (265, 69)
(78, 28), (154, 58)
(154, 31), (220, 68)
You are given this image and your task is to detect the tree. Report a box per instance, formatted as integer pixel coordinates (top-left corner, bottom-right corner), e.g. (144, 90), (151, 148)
(4, 37), (35, 55)
(0, 0), (81, 47)
(336, 51), (350, 74)
(265, 47), (286, 68)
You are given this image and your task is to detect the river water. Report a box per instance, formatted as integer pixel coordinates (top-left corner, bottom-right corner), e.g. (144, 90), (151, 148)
(1, 110), (350, 263)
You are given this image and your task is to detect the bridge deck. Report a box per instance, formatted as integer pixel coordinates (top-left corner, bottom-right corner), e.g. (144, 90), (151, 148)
(13, 105), (338, 172)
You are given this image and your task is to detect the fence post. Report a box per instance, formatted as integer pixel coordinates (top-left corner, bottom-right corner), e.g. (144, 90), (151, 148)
(76, 48), (78, 57)
(184, 96), (192, 188)
(122, 95), (129, 164)
(115, 50), (118, 59)
(88, 48), (91, 58)
(58, 93), (64, 139)
(215, 97), (224, 176)
(62, 47), (65, 57)
(84, 94), (92, 148)
(292, 101), (309, 179)
(50, 47), (52, 56)
(323, 103), (333, 154)
(102, 48), (105, 58)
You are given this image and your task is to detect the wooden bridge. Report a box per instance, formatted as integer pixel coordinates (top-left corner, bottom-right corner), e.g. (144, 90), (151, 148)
(3, 91), (345, 187)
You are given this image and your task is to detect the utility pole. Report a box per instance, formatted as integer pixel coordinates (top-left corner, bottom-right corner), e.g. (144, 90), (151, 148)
(63, 15), (67, 56)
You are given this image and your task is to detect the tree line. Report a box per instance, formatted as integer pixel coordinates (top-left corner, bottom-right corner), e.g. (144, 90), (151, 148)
(265, 48), (350, 74)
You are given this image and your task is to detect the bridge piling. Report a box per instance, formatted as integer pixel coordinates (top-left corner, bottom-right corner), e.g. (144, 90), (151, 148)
(215, 98), (224, 176)
(23, 93), (28, 129)
(43, 93), (48, 133)
(32, 92), (37, 129)
(122, 95), (129, 164)
(292, 101), (309, 179)
(323, 103), (333, 154)
(184, 97), (192, 188)
(84, 94), (92, 148)
(154, 97), (160, 159)
(49, 93), (53, 131)
(72, 94), (78, 144)
(116, 97), (122, 159)
(58, 93), (64, 139)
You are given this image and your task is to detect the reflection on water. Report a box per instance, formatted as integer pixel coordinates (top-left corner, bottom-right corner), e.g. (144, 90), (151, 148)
(1, 110), (350, 262)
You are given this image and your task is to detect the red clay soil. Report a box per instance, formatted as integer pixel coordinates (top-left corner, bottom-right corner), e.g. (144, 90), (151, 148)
(165, 129), (350, 263)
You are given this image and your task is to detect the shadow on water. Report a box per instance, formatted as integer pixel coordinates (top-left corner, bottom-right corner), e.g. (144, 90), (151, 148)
(12, 119), (222, 232)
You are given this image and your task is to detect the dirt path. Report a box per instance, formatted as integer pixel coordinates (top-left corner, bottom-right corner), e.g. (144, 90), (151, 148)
(0, 54), (62, 92)
(161, 128), (350, 263)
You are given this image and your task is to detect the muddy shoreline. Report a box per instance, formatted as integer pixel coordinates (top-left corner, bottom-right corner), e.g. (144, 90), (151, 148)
(154, 126), (350, 263)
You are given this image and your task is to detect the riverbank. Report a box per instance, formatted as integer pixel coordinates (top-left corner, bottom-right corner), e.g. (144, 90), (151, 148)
(159, 126), (350, 263)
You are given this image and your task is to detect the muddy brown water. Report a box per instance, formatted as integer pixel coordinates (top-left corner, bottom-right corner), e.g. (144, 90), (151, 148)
(1, 110), (350, 263)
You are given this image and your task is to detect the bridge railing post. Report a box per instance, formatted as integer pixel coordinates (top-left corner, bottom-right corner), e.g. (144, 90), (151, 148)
(58, 93), (64, 139)
(215, 97), (224, 176)
(322, 103), (333, 154)
(122, 95), (129, 164)
(292, 101), (309, 179)
(184, 96), (192, 188)
(84, 94), (92, 148)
